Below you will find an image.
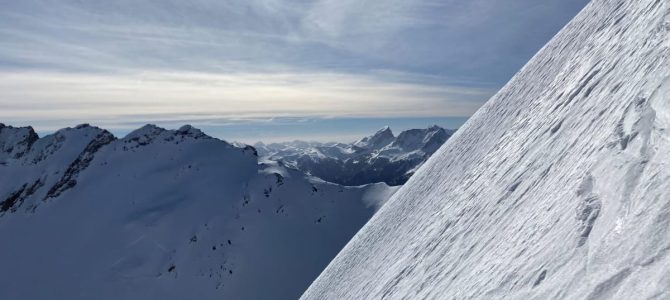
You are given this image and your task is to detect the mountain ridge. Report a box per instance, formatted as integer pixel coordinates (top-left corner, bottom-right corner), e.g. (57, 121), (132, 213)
(0, 122), (397, 299)
(302, 1), (670, 299)
(255, 125), (454, 186)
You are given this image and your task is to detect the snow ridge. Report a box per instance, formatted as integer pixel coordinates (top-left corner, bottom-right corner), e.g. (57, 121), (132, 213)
(0, 123), (397, 300)
(303, 1), (670, 299)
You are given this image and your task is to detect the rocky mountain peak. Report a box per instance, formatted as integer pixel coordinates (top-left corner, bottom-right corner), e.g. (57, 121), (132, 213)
(354, 126), (395, 149)
(176, 124), (208, 139)
(0, 124), (39, 160)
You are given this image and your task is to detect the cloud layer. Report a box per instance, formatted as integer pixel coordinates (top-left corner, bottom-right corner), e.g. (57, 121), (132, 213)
(0, 0), (589, 140)
(0, 71), (492, 131)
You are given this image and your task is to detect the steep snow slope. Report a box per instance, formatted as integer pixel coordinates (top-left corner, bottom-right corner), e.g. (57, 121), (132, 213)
(256, 126), (453, 186)
(303, 1), (670, 299)
(0, 124), (396, 300)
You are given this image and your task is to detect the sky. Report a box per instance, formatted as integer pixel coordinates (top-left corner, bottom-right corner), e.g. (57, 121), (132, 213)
(0, 0), (590, 143)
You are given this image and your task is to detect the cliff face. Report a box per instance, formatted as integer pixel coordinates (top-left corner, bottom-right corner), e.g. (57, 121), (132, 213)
(303, 1), (670, 299)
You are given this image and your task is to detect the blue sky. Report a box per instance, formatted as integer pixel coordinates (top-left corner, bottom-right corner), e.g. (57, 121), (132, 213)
(0, 0), (589, 143)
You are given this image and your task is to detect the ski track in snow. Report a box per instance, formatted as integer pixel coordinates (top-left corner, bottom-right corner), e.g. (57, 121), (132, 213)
(303, 0), (670, 299)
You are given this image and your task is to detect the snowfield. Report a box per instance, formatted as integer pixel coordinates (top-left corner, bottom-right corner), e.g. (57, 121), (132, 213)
(303, 0), (670, 299)
(0, 124), (397, 299)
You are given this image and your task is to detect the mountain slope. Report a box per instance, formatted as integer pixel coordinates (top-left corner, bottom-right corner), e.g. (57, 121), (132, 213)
(303, 1), (670, 299)
(0, 124), (396, 300)
(256, 125), (453, 186)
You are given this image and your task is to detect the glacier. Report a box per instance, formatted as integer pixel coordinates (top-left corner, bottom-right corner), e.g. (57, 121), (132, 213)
(302, 0), (670, 299)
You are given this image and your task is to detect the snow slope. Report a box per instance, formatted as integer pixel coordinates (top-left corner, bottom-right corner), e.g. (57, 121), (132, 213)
(303, 0), (670, 299)
(0, 124), (397, 300)
(256, 125), (453, 186)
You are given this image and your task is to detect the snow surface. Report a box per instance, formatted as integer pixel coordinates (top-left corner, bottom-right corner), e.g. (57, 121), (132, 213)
(0, 124), (397, 299)
(303, 0), (670, 299)
(255, 125), (453, 186)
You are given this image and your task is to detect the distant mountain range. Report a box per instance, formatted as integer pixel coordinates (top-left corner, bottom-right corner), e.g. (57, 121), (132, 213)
(255, 125), (454, 186)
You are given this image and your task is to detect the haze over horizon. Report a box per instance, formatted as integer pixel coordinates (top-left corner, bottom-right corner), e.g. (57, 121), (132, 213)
(0, 0), (589, 142)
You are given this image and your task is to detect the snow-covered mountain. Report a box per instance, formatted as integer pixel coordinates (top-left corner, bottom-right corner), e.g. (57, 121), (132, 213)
(255, 125), (453, 186)
(303, 1), (670, 299)
(0, 123), (397, 300)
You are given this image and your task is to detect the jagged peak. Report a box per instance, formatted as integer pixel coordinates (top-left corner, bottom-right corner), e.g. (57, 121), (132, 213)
(230, 141), (258, 156)
(177, 124), (195, 132)
(122, 124), (213, 142)
(396, 125), (445, 135)
(393, 125), (447, 147)
(0, 124), (35, 136)
(372, 126), (394, 139)
(354, 126), (395, 149)
(125, 124), (167, 139)
(367, 126), (394, 138)
(0, 124), (40, 159)
(378, 125), (392, 133)
(0, 123), (37, 134)
(54, 123), (109, 136)
(176, 124), (208, 139)
(115, 124), (241, 153)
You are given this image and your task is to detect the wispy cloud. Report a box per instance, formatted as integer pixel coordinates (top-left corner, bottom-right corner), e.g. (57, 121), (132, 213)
(0, 0), (589, 140)
(0, 0), (588, 77)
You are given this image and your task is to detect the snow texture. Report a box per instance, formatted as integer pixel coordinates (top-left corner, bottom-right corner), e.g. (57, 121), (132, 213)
(0, 124), (397, 299)
(302, 0), (670, 299)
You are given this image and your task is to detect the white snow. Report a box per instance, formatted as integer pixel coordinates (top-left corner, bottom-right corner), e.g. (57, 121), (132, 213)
(0, 124), (38, 161)
(302, 1), (670, 299)
(256, 126), (453, 186)
(0, 124), (397, 299)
